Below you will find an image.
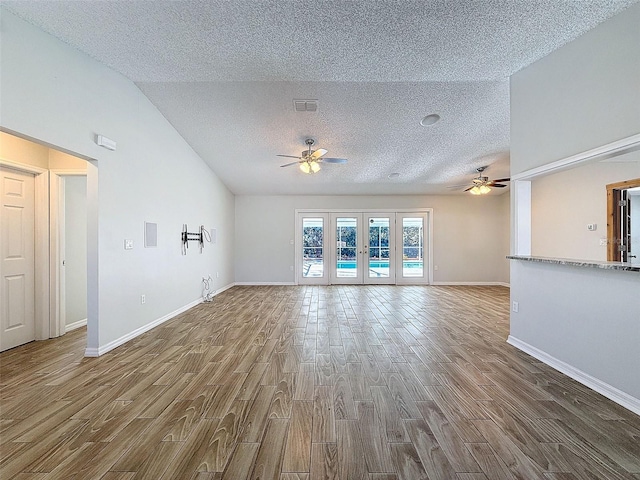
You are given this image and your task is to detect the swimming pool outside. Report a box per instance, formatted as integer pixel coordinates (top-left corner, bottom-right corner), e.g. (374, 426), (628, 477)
(303, 259), (424, 278)
(336, 260), (423, 269)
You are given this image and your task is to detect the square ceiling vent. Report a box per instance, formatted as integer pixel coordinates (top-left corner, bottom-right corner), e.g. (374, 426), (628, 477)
(293, 99), (318, 112)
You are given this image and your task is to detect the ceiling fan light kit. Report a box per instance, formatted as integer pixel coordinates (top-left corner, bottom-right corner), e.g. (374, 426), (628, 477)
(470, 184), (491, 195)
(448, 166), (510, 195)
(278, 138), (347, 175)
(299, 160), (321, 174)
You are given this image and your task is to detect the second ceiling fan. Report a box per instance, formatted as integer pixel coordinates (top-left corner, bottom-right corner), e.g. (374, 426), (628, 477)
(279, 138), (348, 174)
(450, 166), (510, 194)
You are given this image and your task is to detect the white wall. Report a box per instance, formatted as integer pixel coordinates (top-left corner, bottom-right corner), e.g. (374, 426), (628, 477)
(0, 10), (235, 352)
(510, 261), (640, 402)
(531, 157), (640, 260)
(235, 194), (510, 284)
(64, 176), (87, 326)
(509, 3), (640, 411)
(510, 3), (640, 174)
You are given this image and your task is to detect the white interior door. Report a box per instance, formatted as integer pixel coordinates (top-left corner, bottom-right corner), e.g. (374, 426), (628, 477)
(1, 166), (36, 351)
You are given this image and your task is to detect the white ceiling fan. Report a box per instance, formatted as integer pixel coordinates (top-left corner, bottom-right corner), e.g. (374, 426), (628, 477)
(278, 138), (348, 174)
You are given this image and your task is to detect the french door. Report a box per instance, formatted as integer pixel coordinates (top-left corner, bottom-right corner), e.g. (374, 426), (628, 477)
(297, 210), (431, 285)
(330, 213), (396, 285)
(395, 212), (429, 285)
(297, 213), (329, 284)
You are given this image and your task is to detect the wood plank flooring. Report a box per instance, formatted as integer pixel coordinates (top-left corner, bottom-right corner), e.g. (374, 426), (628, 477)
(1, 285), (639, 479)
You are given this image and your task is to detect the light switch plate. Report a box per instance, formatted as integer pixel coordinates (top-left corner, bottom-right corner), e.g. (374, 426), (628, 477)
(124, 239), (133, 250)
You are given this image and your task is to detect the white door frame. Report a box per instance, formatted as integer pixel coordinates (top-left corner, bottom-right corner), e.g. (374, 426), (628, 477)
(295, 208), (433, 285)
(0, 159), (50, 340)
(50, 170), (87, 338)
(1, 130), (98, 356)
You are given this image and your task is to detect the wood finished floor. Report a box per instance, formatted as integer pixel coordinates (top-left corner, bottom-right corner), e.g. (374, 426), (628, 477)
(1, 285), (639, 480)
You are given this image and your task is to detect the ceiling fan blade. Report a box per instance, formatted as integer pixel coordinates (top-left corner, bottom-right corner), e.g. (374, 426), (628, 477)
(280, 161), (301, 168)
(492, 178), (511, 182)
(489, 183), (507, 187)
(277, 154), (302, 159)
(321, 157), (348, 164)
(447, 184), (472, 189)
(464, 186), (474, 192)
(310, 148), (328, 159)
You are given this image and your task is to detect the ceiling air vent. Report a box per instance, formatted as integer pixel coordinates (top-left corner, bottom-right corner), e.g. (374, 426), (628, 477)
(293, 99), (318, 112)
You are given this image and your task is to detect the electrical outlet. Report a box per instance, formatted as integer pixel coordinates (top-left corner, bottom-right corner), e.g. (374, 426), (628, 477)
(600, 238), (608, 246)
(512, 301), (519, 313)
(141, 294), (146, 305)
(587, 223), (597, 231)
(290, 265), (294, 271)
(434, 265), (439, 271)
(124, 239), (133, 250)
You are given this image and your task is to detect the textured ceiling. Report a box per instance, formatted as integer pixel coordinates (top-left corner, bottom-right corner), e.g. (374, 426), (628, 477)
(3, 0), (637, 195)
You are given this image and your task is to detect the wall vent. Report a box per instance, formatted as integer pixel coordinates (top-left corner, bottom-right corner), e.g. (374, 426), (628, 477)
(293, 99), (318, 112)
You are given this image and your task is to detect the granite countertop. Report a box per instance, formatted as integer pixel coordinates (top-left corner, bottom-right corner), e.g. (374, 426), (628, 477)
(507, 255), (640, 272)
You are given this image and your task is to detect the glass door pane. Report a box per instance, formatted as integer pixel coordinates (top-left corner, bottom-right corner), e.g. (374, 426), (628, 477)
(401, 217), (424, 278)
(366, 215), (395, 284)
(335, 217), (358, 278)
(301, 217), (326, 282)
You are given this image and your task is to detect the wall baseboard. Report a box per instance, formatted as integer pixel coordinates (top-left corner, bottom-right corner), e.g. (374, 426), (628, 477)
(85, 297), (202, 357)
(214, 282), (236, 295)
(85, 283), (240, 357)
(507, 335), (640, 416)
(234, 282), (509, 287)
(432, 281), (510, 287)
(66, 318), (87, 331)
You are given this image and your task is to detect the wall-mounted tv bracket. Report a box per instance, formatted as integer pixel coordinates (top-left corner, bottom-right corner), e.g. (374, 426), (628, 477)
(181, 224), (204, 255)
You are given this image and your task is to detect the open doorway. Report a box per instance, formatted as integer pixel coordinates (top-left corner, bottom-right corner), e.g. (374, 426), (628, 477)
(0, 131), (90, 351)
(606, 178), (640, 263)
(54, 173), (88, 333)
